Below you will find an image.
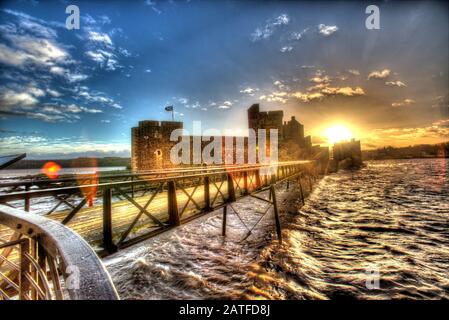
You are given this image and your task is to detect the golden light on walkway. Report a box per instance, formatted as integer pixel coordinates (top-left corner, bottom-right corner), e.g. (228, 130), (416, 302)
(324, 124), (353, 144)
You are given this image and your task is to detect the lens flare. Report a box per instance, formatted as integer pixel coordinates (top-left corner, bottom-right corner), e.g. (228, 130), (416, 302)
(41, 161), (61, 179)
(73, 158), (98, 207)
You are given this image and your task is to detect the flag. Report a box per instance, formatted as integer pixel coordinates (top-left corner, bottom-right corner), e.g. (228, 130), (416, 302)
(165, 105), (173, 111)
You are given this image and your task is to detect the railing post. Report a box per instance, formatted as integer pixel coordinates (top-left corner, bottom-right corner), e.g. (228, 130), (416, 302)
(24, 184), (30, 212)
(227, 173), (236, 202)
(222, 205), (227, 236)
(102, 188), (117, 253)
(19, 238), (31, 300)
(243, 171), (248, 194)
(37, 240), (46, 296)
(255, 169), (261, 190)
(298, 176), (305, 206)
(204, 176), (211, 211)
(270, 168), (276, 185)
(131, 175), (134, 199)
(270, 185), (282, 243)
(167, 180), (180, 226)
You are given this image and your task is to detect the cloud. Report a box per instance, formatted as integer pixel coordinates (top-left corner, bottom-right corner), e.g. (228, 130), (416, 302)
(251, 14), (290, 42)
(291, 86), (365, 102)
(321, 86), (365, 96)
(87, 31), (113, 46)
(0, 10), (125, 124)
(83, 14), (111, 27)
(289, 28), (308, 41)
(0, 87), (40, 108)
(370, 120), (449, 141)
(290, 91), (324, 102)
(259, 91), (289, 104)
(65, 73), (88, 83)
(68, 86), (122, 110)
(2, 9), (65, 30)
(307, 83), (328, 91)
(368, 69), (391, 79)
(0, 35), (68, 68)
(0, 83), (104, 123)
(119, 47), (131, 57)
(348, 69), (360, 76)
(182, 101), (201, 109)
(65, 104), (103, 114)
(0, 135), (131, 158)
(217, 101), (233, 109)
(280, 46), (293, 53)
(0, 43), (29, 66)
(0, 10), (92, 86)
(176, 97), (189, 104)
(49, 64), (88, 82)
(85, 49), (121, 71)
(318, 24), (338, 36)
(81, 20), (126, 72)
(145, 0), (162, 15)
(98, 15), (112, 25)
(240, 87), (259, 96)
(273, 80), (290, 91)
(391, 98), (415, 107)
(385, 80), (407, 87)
(309, 75), (330, 84)
(85, 50), (107, 63)
(46, 89), (61, 97)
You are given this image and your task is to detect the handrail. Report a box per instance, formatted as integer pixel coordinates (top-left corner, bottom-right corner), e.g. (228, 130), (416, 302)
(0, 160), (310, 188)
(0, 204), (119, 300)
(0, 160), (318, 255)
(0, 161), (314, 202)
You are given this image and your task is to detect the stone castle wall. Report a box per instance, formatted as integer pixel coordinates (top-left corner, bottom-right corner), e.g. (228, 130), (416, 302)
(131, 104), (321, 171)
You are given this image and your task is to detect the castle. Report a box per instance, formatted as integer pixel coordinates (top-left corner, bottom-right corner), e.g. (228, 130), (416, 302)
(131, 104), (318, 171)
(332, 139), (363, 169)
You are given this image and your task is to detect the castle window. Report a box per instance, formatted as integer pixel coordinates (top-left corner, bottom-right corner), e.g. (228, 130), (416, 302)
(154, 149), (163, 158)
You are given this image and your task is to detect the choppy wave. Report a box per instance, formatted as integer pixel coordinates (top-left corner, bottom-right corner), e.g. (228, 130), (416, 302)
(105, 159), (449, 299)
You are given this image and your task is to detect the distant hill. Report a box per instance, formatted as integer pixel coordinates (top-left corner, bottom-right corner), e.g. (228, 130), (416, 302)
(362, 142), (448, 160)
(7, 157), (131, 169)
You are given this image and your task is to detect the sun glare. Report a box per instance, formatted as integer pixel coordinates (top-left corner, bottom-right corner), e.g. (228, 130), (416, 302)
(41, 161), (61, 180)
(324, 125), (353, 144)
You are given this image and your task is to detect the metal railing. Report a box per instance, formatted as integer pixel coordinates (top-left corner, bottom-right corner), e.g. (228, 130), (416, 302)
(0, 204), (119, 300)
(0, 161), (318, 255)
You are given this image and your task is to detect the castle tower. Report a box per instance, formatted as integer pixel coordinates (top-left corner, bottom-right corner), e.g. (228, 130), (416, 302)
(131, 120), (183, 171)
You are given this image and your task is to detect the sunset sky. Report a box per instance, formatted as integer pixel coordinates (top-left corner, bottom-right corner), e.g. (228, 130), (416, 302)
(0, 0), (448, 159)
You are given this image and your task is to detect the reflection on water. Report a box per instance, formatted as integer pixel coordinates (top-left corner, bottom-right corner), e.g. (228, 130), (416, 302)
(105, 159), (449, 300)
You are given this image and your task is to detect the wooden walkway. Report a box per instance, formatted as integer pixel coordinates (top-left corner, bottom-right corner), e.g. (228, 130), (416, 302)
(0, 184), (230, 251)
(1, 161), (315, 259)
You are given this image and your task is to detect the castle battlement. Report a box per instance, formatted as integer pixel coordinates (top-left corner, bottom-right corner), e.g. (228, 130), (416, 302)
(131, 104), (322, 171)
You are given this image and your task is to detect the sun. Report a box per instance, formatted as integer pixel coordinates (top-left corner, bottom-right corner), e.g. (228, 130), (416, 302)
(324, 124), (353, 144)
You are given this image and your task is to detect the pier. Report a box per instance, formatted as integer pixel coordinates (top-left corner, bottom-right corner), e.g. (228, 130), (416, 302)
(0, 160), (319, 300)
